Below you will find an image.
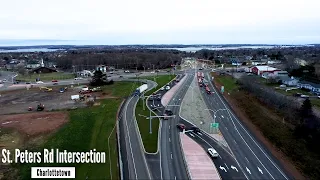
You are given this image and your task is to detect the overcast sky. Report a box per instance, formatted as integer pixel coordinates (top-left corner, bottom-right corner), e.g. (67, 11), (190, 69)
(1, 0), (320, 45)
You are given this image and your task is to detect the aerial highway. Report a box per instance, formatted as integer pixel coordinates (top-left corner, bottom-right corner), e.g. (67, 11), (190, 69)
(118, 79), (157, 180)
(195, 70), (294, 180)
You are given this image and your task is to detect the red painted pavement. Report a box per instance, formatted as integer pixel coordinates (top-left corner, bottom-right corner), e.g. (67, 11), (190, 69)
(180, 133), (221, 180)
(161, 75), (187, 106)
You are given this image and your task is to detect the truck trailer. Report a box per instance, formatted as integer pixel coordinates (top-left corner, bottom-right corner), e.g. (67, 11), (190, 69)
(135, 84), (148, 96)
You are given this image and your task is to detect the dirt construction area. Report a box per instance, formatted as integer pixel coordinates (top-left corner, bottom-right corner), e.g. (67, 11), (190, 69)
(0, 85), (88, 115)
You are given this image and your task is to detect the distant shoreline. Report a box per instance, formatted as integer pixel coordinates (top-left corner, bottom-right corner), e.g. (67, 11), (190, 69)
(0, 44), (315, 53)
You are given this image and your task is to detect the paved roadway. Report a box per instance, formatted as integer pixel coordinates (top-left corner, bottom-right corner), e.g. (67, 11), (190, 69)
(196, 69), (293, 180)
(118, 79), (157, 180)
(144, 74), (190, 180)
(181, 120), (247, 179)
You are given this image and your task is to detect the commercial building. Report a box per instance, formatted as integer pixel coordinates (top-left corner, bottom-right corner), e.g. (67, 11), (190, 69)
(251, 66), (280, 75)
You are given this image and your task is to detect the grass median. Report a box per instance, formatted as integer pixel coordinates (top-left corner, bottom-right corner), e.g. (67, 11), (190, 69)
(135, 75), (175, 153)
(17, 81), (140, 180)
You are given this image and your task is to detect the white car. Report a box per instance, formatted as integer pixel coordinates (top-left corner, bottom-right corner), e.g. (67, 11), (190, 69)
(74, 77), (83, 80)
(36, 81), (44, 84)
(165, 86), (170, 90)
(160, 87), (165, 91)
(207, 148), (219, 158)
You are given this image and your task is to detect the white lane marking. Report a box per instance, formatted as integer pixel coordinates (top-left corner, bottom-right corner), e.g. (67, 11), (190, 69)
(169, 125), (170, 129)
(174, 176), (177, 180)
(207, 75), (285, 180)
(246, 167), (251, 174)
(245, 157), (249, 162)
(221, 115), (224, 118)
(225, 127), (228, 130)
(171, 153), (173, 159)
(197, 132), (202, 136)
(189, 133), (195, 137)
(234, 140), (237, 145)
(219, 154), (222, 159)
(225, 163), (229, 170)
(124, 97), (138, 179)
(169, 138), (171, 142)
(258, 167), (264, 174)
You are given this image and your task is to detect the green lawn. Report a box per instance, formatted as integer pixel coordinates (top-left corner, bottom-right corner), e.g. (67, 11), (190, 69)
(18, 81), (140, 180)
(276, 88), (313, 96)
(135, 99), (159, 153)
(135, 75), (175, 153)
(142, 75), (175, 96)
(311, 99), (320, 109)
(16, 72), (75, 82)
(214, 75), (238, 93)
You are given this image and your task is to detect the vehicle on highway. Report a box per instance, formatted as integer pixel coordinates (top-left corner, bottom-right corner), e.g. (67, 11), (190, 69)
(74, 77), (84, 80)
(199, 68), (203, 70)
(176, 123), (186, 131)
(160, 87), (165, 91)
(164, 109), (173, 116)
(165, 86), (170, 90)
(119, 75), (123, 78)
(189, 126), (200, 133)
(2, 79), (7, 82)
(52, 80), (58, 82)
(36, 81), (44, 84)
(26, 82), (31, 84)
(109, 71), (113, 74)
(124, 70), (130, 73)
(205, 86), (211, 94)
(207, 148), (219, 158)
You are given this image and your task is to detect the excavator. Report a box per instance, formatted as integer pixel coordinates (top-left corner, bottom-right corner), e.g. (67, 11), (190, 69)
(28, 103), (45, 111)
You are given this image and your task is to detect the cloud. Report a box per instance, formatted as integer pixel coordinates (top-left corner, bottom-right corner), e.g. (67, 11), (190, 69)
(0, 0), (320, 44)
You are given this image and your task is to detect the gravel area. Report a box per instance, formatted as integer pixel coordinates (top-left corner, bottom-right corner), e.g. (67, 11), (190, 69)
(180, 74), (215, 133)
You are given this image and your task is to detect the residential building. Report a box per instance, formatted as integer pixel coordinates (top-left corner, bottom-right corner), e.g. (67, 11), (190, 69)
(273, 71), (289, 77)
(251, 66), (280, 75)
(267, 60), (281, 65)
(96, 65), (107, 73)
(297, 81), (320, 94)
(251, 61), (267, 66)
(31, 66), (57, 74)
(230, 57), (242, 66)
(26, 60), (41, 69)
(280, 76), (299, 86)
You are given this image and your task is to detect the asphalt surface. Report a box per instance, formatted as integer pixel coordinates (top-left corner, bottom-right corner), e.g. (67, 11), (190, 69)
(181, 120), (247, 179)
(118, 79), (156, 180)
(197, 69), (293, 180)
(144, 73), (191, 180)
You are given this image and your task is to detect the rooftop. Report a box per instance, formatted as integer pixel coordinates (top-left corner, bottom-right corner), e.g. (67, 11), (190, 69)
(254, 65), (278, 71)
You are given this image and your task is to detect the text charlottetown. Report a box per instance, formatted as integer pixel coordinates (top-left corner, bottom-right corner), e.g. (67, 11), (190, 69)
(1, 148), (106, 164)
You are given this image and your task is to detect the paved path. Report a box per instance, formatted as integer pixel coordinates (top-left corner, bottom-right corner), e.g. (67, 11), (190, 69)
(180, 133), (221, 180)
(161, 75), (187, 107)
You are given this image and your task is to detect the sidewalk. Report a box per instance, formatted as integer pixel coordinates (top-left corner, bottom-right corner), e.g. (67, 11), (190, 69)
(161, 75), (187, 106)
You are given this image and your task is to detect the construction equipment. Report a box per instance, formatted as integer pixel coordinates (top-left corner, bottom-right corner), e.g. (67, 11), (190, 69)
(40, 87), (52, 92)
(37, 104), (45, 111)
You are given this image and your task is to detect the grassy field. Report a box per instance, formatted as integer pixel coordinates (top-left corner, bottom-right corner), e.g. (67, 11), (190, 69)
(212, 74), (238, 93)
(135, 75), (175, 153)
(16, 72), (75, 82)
(135, 99), (159, 153)
(18, 81), (140, 180)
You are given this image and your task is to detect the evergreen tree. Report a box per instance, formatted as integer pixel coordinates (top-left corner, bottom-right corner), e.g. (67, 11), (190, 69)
(90, 70), (105, 86)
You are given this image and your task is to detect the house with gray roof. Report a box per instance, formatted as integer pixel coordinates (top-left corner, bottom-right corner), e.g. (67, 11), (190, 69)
(297, 81), (320, 94)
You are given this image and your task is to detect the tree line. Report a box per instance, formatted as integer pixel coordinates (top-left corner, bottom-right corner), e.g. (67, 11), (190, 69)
(53, 49), (184, 70)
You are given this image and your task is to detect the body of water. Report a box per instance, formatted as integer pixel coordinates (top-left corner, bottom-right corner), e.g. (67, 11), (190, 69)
(0, 48), (64, 53)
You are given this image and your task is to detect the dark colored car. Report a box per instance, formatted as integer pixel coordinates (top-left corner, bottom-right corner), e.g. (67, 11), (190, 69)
(165, 109), (173, 116)
(189, 126), (200, 133)
(52, 80), (58, 82)
(176, 124), (186, 131)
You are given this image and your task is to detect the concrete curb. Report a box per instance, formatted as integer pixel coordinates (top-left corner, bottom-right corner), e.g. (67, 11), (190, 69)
(164, 73), (192, 180)
(116, 98), (127, 180)
(144, 76), (177, 155)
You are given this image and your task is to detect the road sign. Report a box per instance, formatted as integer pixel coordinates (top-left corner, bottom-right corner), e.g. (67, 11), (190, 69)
(211, 123), (219, 128)
(221, 86), (224, 93)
